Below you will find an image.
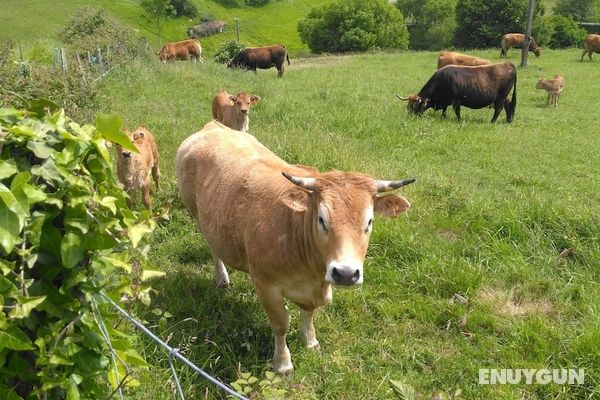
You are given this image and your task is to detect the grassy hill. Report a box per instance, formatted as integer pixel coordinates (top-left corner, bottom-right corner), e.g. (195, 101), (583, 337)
(0, 0), (326, 55)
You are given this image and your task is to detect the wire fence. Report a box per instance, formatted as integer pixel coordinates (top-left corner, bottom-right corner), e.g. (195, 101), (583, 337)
(98, 292), (248, 400)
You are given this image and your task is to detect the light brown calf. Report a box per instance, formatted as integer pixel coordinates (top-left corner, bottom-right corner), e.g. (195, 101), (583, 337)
(158, 39), (202, 63)
(437, 51), (491, 69)
(581, 34), (600, 61)
(501, 33), (541, 58)
(176, 121), (414, 374)
(211, 90), (260, 132)
(535, 75), (565, 108)
(116, 127), (160, 211)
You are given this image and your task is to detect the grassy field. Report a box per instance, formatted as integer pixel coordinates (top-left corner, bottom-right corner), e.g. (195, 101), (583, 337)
(92, 48), (600, 399)
(0, 0), (324, 55)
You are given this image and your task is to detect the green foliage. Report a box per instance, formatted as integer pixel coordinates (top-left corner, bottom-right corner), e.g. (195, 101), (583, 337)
(169, 0), (198, 18)
(400, 0), (457, 50)
(245, 0), (271, 6)
(547, 15), (587, 47)
(140, 0), (176, 44)
(0, 106), (159, 399)
(554, 0), (599, 21)
(455, 0), (543, 48)
(58, 7), (151, 64)
(213, 40), (247, 64)
(298, 0), (409, 53)
(213, 0), (244, 7)
(229, 370), (287, 399)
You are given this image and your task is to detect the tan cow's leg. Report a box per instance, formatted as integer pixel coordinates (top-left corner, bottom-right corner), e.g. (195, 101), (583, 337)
(255, 285), (293, 374)
(212, 251), (230, 288)
(142, 183), (152, 212)
(300, 309), (320, 350)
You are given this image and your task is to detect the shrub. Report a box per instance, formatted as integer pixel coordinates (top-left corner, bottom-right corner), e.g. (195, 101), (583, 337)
(455, 0), (543, 48)
(554, 0), (599, 21)
(402, 0), (457, 50)
(214, 40), (247, 64)
(0, 106), (159, 399)
(246, 0), (271, 6)
(298, 0), (409, 53)
(170, 0), (198, 18)
(547, 15), (587, 48)
(214, 0), (244, 7)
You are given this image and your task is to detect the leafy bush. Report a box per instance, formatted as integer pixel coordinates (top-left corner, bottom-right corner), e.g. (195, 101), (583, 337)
(401, 0), (457, 50)
(546, 15), (587, 48)
(0, 106), (160, 399)
(0, 63), (98, 123)
(298, 0), (409, 53)
(170, 0), (198, 18)
(214, 0), (244, 7)
(245, 0), (271, 6)
(59, 7), (151, 65)
(455, 0), (543, 48)
(213, 40), (247, 64)
(554, 0), (599, 21)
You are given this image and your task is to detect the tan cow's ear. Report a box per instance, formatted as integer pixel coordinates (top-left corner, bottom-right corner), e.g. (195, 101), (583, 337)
(229, 95), (236, 102)
(374, 194), (410, 218)
(133, 131), (145, 141)
(250, 95), (260, 104)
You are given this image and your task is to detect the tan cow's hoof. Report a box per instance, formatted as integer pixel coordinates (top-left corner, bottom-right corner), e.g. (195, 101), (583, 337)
(214, 277), (230, 289)
(274, 363), (294, 375)
(306, 340), (320, 351)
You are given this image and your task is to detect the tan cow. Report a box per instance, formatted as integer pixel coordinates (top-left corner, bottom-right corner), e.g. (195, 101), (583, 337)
(176, 121), (414, 374)
(500, 33), (541, 58)
(158, 39), (202, 63)
(581, 34), (600, 61)
(211, 90), (260, 132)
(116, 127), (160, 211)
(437, 51), (491, 69)
(535, 75), (565, 108)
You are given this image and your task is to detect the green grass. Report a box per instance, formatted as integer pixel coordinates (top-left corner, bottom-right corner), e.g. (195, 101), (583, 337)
(0, 0), (325, 55)
(93, 49), (600, 399)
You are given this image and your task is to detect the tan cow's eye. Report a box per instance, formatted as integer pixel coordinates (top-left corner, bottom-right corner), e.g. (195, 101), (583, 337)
(318, 216), (328, 233)
(366, 218), (373, 233)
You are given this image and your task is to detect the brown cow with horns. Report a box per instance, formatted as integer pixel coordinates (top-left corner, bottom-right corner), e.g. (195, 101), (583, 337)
(228, 44), (290, 77)
(176, 121), (415, 374)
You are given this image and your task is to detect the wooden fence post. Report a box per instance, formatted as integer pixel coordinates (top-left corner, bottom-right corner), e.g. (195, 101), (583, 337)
(96, 46), (103, 67)
(60, 48), (67, 72)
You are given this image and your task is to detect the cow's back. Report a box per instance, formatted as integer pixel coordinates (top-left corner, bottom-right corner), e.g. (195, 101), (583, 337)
(585, 34), (600, 51)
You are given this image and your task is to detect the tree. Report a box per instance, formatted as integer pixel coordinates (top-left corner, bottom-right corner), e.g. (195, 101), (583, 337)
(454, 0), (543, 48)
(554, 0), (599, 21)
(399, 0), (457, 49)
(298, 0), (409, 53)
(140, 0), (174, 45)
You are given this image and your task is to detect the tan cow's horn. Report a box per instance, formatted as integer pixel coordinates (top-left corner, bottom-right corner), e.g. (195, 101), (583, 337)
(282, 172), (317, 190)
(375, 178), (416, 193)
(396, 95), (409, 101)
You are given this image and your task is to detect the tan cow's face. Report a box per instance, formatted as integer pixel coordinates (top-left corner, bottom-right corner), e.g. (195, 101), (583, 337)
(284, 171), (413, 286)
(229, 92), (260, 117)
(117, 129), (144, 160)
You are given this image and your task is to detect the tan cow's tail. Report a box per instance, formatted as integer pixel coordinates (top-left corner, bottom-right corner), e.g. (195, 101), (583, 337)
(508, 64), (517, 121)
(282, 44), (290, 65)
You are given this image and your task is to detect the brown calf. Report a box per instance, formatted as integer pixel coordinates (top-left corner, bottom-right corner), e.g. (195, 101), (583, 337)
(437, 51), (491, 69)
(158, 39), (202, 63)
(116, 127), (160, 211)
(581, 34), (600, 61)
(535, 75), (565, 108)
(211, 90), (260, 132)
(500, 33), (541, 58)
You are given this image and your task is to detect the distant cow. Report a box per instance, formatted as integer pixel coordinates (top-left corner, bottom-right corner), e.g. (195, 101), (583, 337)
(228, 44), (290, 77)
(212, 90), (260, 132)
(397, 62), (517, 123)
(535, 75), (565, 108)
(187, 20), (227, 38)
(581, 34), (600, 61)
(116, 127), (160, 212)
(437, 51), (491, 69)
(500, 33), (541, 58)
(158, 39), (202, 63)
(176, 121), (414, 374)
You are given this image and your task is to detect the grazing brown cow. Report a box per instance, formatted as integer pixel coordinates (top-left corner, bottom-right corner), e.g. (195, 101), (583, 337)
(176, 121), (414, 374)
(581, 34), (600, 61)
(500, 33), (541, 58)
(158, 39), (202, 63)
(535, 75), (565, 108)
(211, 90), (260, 132)
(437, 51), (491, 69)
(398, 62), (517, 123)
(227, 44), (290, 77)
(116, 127), (160, 211)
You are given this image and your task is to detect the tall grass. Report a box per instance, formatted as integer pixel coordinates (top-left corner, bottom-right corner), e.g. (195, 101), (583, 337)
(95, 48), (600, 399)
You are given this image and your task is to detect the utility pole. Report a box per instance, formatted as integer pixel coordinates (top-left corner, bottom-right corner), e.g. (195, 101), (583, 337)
(234, 18), (240, 42)
(521, 0), (535, 67)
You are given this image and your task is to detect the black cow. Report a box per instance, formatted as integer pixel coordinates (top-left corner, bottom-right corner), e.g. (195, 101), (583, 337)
(397, 62), (517, 123)
(227, 44), (290, 78)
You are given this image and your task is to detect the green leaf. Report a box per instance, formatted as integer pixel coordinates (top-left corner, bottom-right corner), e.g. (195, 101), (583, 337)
(61, 232), (85, 269)
(389, 380), (416, 400)
(8, 295), (46, 319)
(27, 141), (54, 159)
(0, 275), (17, 295)
(29, 98), (60, 116)
(99, 254), (131, 273)
(0, 194), (22, 254)
(99, 196), (118, 215)
(128, 224), (152, 248)
(0, 326), (34, 350)
(140, 269), (166, 281)
(0, 384), (24, 400)
(95, 114), (137, 153)
(0, 259), (14, 275)
(0, 159), (18, 180)
(65, 378), (80, 400)
(265, 370), (275, 380)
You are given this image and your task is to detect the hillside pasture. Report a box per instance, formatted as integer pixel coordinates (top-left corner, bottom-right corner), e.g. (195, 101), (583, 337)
(97, 49), (600, 399)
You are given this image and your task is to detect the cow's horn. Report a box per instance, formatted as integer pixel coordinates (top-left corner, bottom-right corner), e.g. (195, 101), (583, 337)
(282, 172), (317, 190)
(396, 95), (409, 101)
(375, 178), (416, 193)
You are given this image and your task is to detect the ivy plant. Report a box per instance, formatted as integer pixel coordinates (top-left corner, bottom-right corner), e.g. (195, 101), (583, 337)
(0, 102), (161, 399)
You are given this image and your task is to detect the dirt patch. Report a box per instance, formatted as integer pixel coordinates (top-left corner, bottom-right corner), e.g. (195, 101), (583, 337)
(477, 287), (555, 317)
